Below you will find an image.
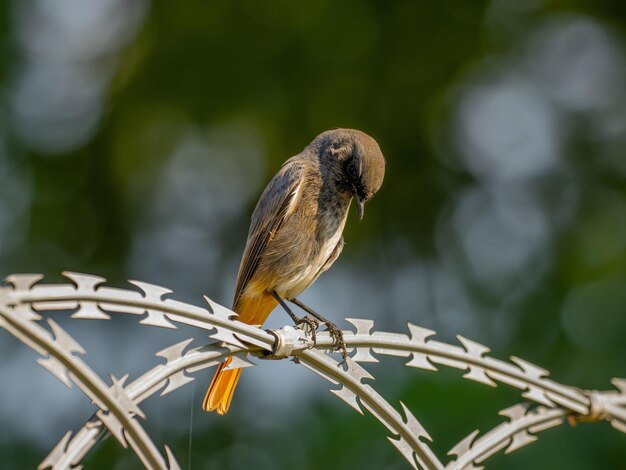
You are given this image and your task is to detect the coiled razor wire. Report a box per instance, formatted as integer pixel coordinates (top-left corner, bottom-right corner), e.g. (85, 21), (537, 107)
(0, 272), (624, 469)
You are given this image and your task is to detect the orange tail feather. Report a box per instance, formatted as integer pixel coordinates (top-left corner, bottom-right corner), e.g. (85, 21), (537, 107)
(202, 358), (242, 414)
(203, 291), (277, 414)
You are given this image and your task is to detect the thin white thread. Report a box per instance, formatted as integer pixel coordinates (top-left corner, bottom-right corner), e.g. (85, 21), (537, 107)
(188, 381), (195, 470)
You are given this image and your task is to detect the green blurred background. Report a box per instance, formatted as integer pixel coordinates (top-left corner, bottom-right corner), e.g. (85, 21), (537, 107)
(1, 0), (625, 468)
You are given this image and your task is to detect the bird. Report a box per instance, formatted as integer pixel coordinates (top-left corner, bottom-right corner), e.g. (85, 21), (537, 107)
(203, 128), (385, 415)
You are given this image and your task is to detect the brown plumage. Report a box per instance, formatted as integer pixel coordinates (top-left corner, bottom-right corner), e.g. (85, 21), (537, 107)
(203, 128), (385, 414)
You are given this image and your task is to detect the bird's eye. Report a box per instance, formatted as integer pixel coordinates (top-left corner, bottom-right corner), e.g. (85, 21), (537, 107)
(347, 158), (360, 180)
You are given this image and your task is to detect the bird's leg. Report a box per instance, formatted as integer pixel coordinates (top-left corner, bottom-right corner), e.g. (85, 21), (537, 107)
(289, 298), (347, 361)
(271, 291), (319, 342)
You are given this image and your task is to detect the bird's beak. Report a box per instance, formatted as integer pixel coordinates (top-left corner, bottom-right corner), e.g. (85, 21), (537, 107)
(357, 197), (365, 221)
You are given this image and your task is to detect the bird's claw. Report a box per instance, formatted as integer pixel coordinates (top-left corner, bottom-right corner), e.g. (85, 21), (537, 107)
(296, 316), (319, 343)
(295, 316), (347, 361)
(324, 321), (348, 362)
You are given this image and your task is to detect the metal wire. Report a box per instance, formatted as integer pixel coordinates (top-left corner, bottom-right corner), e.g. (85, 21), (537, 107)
(1, 272), (624, 470)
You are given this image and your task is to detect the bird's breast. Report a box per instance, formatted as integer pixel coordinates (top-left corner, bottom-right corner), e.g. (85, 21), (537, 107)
(273, 197), (350, 299)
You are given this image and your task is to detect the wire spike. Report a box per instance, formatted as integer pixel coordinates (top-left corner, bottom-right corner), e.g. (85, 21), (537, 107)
(128, 280), (173, 300)
(522, 387), (554, 407)
(97, 410), (127, 447)
(202, 295), (238, 320)
(463, 367), (497, 387)
(38, 430), (72, 469)
(224, 354), (255, 370)
(387, 436), (418, 469)
(610, 419), (626, 434)
(345, 318), (374, 335)
(165, 445), (181, 470)
(139, 310), (178, 329)
(405, 352), (437, 371)
(457, 335), (491, 357)
(499, 403), (528, 421)
(345, 318), (378, 362)
(63, 272), (107, 291)
(399, 401), (432, 441)
(71, 301), (111, 320)
(48, 319), (86, 355)
(201, 296), (248, 348)
(330, 386), (363, 414)
(37, 356), (73, 388)
(510, 356), (549, 378)
(161, 371), (195, 396)
(5, 273), (44, 290)
(156, 338), (195, 364)
(448, 429), (479, 458)
(407, 322), (436, 343)
(506, 431), (538, 454)
(611, 378), (626, 394)
(13, 304), (43, 321)
(344, 357), (374, 382)
(111, 374), (145, 419)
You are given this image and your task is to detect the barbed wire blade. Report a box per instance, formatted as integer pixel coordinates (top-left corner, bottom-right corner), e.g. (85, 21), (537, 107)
(330, 385), (362, 414)
(399, 401), (432, 442)
(407, 322), (436, 343)
(500, 405), (538, 454)
(14, 304), (42, 321)
(448, 429), (479, 459)
(97, 410), (126, 447)
(37, 356), (73, 388)
(53, 274), (106, 316)
(510, 357), (554, 407)
(611, 378), (626, 394)
(202, 296), (248, 348)
(38, 430), (73, 470)
(48, 319), (86, 356)
(344, 356), (374, 382)
(345, 317), (374, 335)
(155, 339), (197, 395)
(111, 374), (145, 419)
(140, 309), (178, 329)
(499, 403), (527, 421)
(456, 336), (497, 387)
(387, 436), (418, 469)
(224, 354), (255, 370)
(463, 367), (497, 387)
(128, 280), (178, 329)
(344, 318), (378, 362)
(611, 419), (626, 434)
(128, 280), (172, 299)
(72, 301), (111, 320)
(506, 430), (537, 454)
(165, 445), (181, 470)
(0, 310), (49, 356)
(5, 273), (44, 290)
(405, 323), (437, 371)
(156, 338), (195, 364)
(63, 272), (106, 291)
(161, 371), (194, 396)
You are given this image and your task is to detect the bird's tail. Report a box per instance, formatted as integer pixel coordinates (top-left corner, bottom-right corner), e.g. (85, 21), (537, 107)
(203, 291), (277, 414)
(202, 358), (241, 414)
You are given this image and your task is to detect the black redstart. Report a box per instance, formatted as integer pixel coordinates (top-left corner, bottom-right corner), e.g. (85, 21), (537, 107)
(203, 128), (385, 414)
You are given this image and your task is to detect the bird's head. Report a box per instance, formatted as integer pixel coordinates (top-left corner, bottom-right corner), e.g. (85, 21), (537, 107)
(313, 128), (385, 220)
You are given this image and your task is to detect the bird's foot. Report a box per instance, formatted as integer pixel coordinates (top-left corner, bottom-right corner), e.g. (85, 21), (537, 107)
(296, 315), (320, 343)
(323, 321), (348, 362)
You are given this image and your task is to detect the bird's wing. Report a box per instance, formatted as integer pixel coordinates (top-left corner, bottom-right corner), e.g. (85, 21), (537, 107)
(232, 158), (306, 307)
